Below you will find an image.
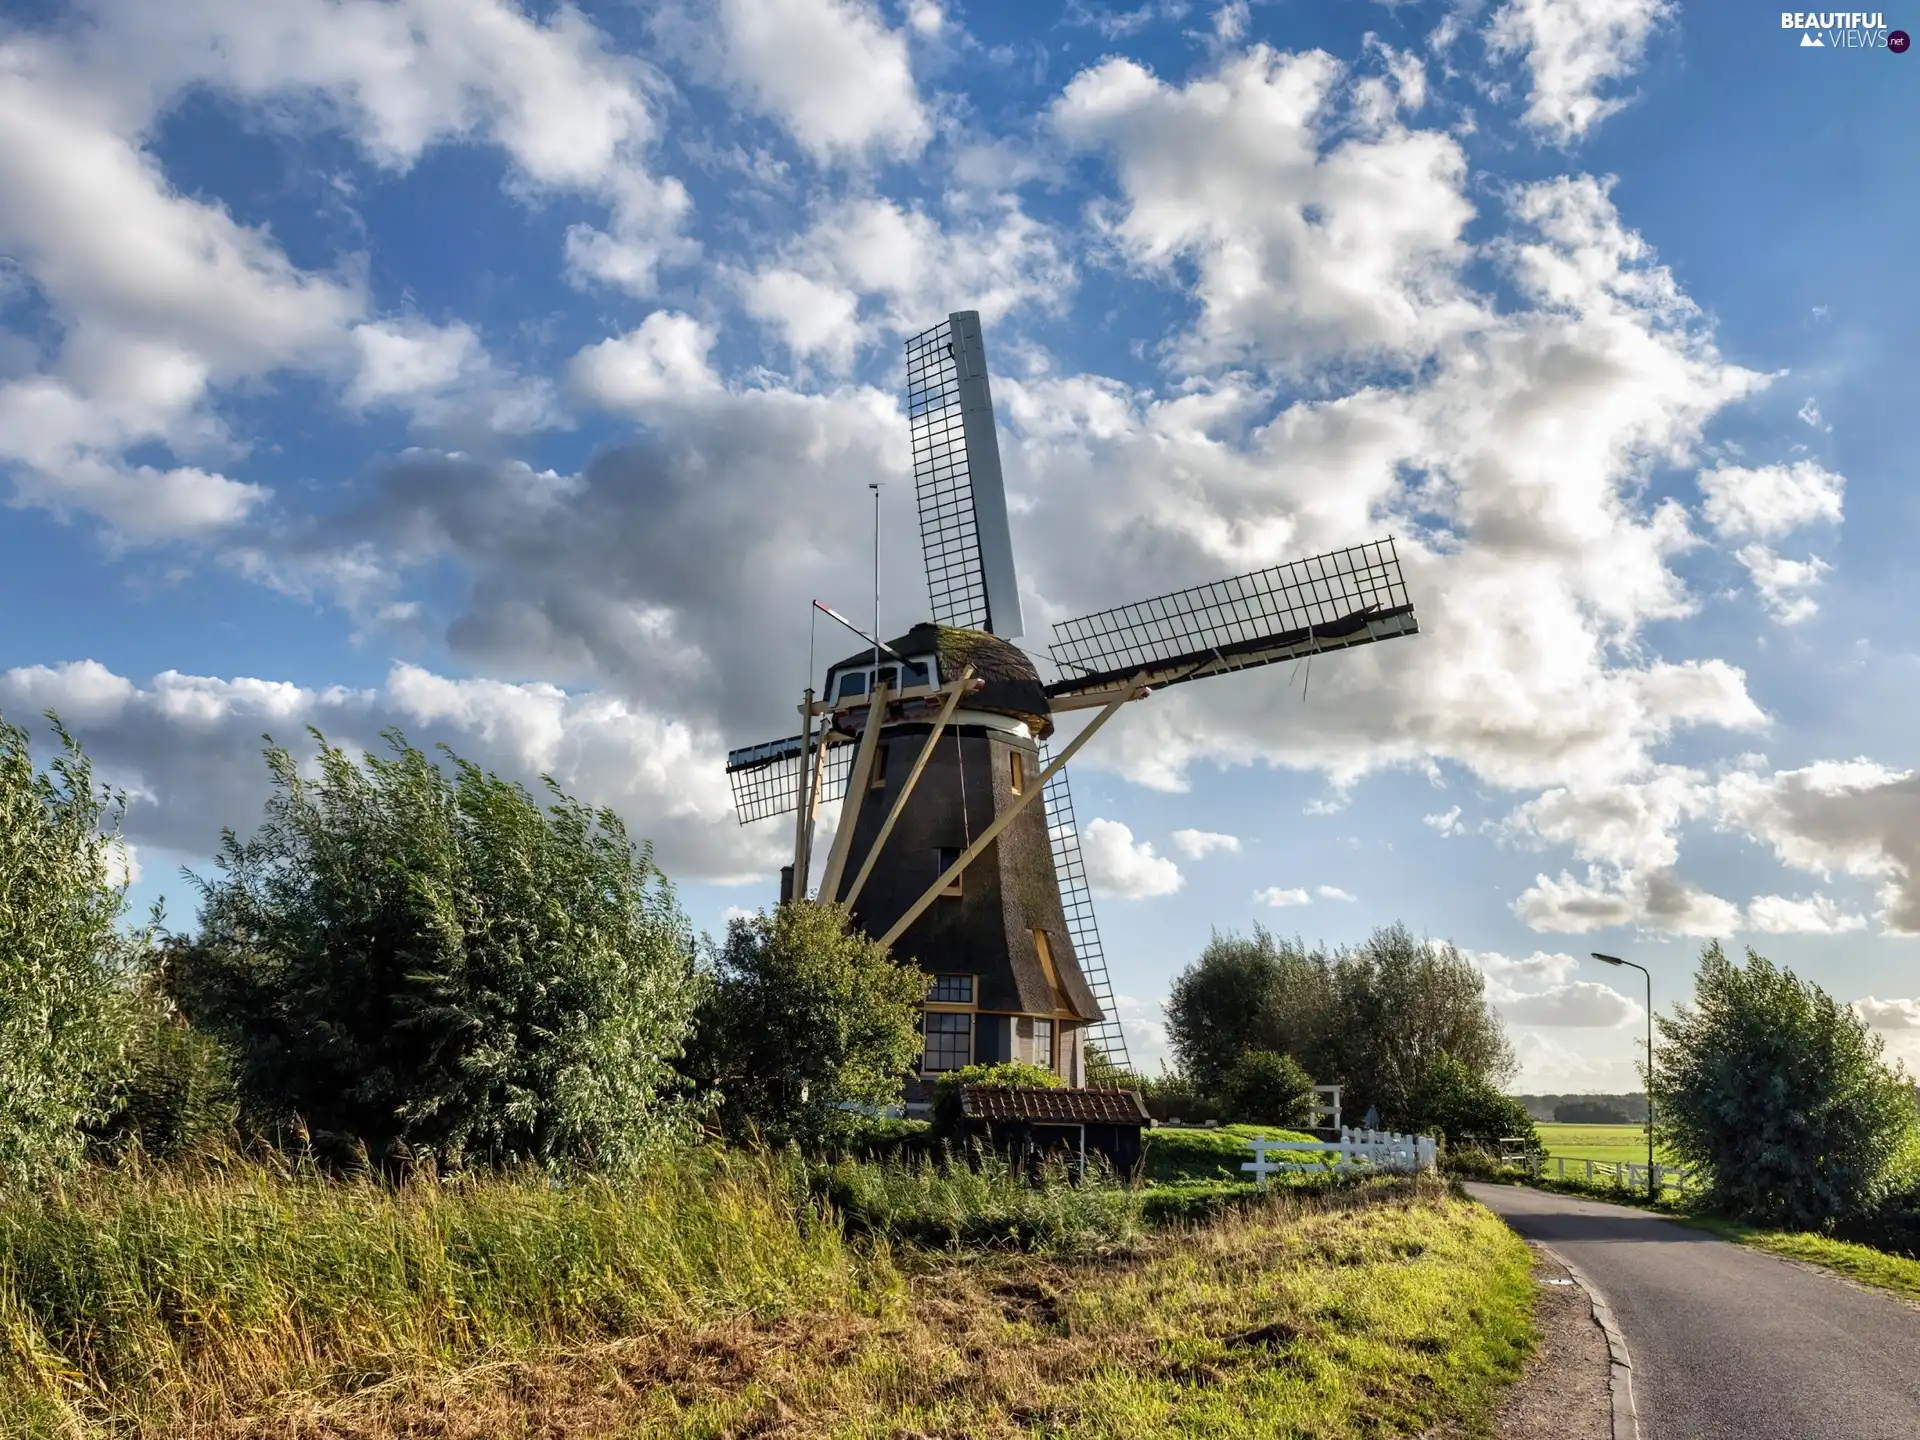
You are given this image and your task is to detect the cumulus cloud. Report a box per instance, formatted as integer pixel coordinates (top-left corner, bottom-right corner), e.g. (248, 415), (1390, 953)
(1486, 0), (1673, 145)
(1513, 865), (1741, 935)
(1317, 885), (1356, 901)
(1502, 980), (1641, 1027)
(1744, 893), (1868, 935)
(1697, 461), (1846, 540)
(1855, 997), (1920, 1031)
(1050, 44), (1483, 372)
(0, 659), (774, 885)
(1171, 827), (1240, 858)
(1081, 818), (1185, 898)
(1424, 806), (1464, 836)
(709, 0), (930, 163)
(0, 0), (691, 535)
(1733, 544), (1830, 625)
(1715, 761), (1920, 933)
(1254, 885), (1311, 907)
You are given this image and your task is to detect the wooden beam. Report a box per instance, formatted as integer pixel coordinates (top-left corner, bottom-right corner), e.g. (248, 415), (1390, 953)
(790, 687), (815, 890)
(878, 676), (1146, 950)
(816, 679), (890, 904)
(841, 665), (975, 912)
(796, 728), (833, 899)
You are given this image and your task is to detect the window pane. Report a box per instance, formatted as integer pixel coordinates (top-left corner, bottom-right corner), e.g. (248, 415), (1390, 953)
(839, 671), (867, 699)
(1034, 1019), (1054, 1070)
(929, 974), (973, 1004)
(937, 847), (963, 896)
(877, 666), (899, 690)
(922, 1012), (972, 1072)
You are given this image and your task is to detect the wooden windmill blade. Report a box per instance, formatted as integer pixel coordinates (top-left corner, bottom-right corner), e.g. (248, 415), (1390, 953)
(725, 731), (852, 824)
(1044, 538), (1420, 708)
(1036, 743), (1132, 1072)
(906, 312), (1025, 639)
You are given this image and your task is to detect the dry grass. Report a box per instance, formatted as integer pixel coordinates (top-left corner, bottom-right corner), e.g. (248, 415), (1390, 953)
(214, 1179), (1533, 1440)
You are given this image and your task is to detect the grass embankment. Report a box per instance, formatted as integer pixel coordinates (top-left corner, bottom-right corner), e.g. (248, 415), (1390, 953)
(0, 1151), (1534, 1439)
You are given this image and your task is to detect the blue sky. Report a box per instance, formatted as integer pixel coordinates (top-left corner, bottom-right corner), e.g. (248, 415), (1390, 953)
(2, 0), (1916, 1089)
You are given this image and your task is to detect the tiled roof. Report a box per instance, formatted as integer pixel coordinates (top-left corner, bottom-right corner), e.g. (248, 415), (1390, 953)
(960, 1086), (1150, 1124)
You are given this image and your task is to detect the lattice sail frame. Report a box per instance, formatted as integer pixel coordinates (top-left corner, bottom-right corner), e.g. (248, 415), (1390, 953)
(1046, 538), (1417, 699)
(1038, 744), (1131, 1071)
(725, 733), (852, 824)
(905, 312), (1024, 638)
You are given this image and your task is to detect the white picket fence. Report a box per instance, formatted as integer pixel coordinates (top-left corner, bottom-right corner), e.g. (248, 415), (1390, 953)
(1242, 1128), (1438, 1185)
(1534, 1155), (1695, 1193)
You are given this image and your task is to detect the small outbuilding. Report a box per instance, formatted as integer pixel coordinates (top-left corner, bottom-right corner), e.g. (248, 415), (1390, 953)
(959, 1086), (1151, 1177)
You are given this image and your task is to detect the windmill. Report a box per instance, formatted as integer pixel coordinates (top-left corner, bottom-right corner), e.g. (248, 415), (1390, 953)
(725, 311), (1420, 1095)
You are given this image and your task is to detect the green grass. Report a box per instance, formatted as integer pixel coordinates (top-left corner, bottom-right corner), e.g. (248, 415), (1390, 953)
(0, 1149), (1533, 1438)
(1142, 1124), (1323, 1182)
(1535, 1122), (1667, 1167)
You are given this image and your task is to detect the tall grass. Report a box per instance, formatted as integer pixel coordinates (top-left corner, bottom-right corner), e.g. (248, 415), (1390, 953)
(0, 1148), (884, 1437)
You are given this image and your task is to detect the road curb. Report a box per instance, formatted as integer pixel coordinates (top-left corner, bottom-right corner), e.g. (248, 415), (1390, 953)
(1536, 1240), (1638, 1440)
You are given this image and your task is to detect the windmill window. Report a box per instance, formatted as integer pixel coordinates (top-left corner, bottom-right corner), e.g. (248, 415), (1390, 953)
(922, 1012), (972, 1072)
(837, 671), (867, 700)
(902, 660), (932, 689)
(1033, 1019), (1054, 1070)
(936, 847), (964, 897)
(928, 974), (974, 1004)
(869, 742), (888, 788)
(875, 665), (899, 692)
(1008, 750), (1024, 794)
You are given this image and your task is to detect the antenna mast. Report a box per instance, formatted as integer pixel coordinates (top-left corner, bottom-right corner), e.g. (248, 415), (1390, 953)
(870, 482), (882, 677)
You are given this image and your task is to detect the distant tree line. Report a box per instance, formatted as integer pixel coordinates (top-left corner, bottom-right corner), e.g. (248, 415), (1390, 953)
(1511, 1094), (1648, 1124)
(1130, 923), (1540, 1152)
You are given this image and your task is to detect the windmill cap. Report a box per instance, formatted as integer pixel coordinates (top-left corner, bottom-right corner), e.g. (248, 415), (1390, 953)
(831, 622), (1052, 738)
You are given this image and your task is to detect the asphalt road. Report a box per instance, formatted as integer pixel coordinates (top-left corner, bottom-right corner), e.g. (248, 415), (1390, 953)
(1465, 1183), (1920, 1440)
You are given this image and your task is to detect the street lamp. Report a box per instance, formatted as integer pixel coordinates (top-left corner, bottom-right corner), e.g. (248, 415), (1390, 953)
(1591, 953), (1655, 1200)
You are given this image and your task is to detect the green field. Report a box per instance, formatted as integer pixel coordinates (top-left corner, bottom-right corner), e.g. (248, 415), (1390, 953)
(1536, 1122), (1666, 1166)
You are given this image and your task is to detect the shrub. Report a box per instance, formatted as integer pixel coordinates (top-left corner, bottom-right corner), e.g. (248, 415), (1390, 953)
(1652, 942), (1918, 1228)
(0, 712), (144, 1182)
(685, 901), (925, 1148)
(1401, 1053), (1542, 1156)
(930, 1061), (1061, 1137)
(169, 729), (701, 1174)
(1218, 1050), (1316, 1128)
(87, 953), (237, 1162)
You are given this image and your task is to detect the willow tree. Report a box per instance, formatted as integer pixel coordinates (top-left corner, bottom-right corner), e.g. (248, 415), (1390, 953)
(172, 730), (702, 1174)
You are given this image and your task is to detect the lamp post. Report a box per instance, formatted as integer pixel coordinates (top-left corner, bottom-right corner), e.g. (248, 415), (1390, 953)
(1591, 952), (1655, 1200)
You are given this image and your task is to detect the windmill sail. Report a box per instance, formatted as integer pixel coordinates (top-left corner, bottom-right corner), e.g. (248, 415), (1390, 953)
(1038, 744), (1132, 1070)
(905, 312), (1025, 639)
(726, 733), (853, 824)
(1045, 538), (1417, 703)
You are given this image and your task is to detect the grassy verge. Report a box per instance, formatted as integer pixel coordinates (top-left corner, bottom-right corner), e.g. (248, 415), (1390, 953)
(1, 1154), (1533, 1438)
(1141, 1123), (1324, 1183)
(264, 1176), (1536, 1439)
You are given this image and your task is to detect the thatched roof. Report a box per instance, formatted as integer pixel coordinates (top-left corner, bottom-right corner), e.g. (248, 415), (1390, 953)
(833, 623), (1051, 737)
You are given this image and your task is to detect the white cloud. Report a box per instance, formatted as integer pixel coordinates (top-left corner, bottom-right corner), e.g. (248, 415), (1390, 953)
(570, 312), (725, 413)
(1254, 885), (1311, 907)
(1317, 884), (1356, 901)
(711, 0), (929, 163)
(1744, 893), (1867, 935)
(1733, 544), (1830, 625)
(1512, 865), (1741, 935)
(1050, 45), (1483, 373)
(736, 195), (1071, 369)
(1081, 817), (1185, 898)
(1796, 397), (1828, 430)
(0, 659), (774, 886)
(347, 319), (557, 434)
(1502, 979), (1641, 1027)
(1171, 827), (1241, 858)
(1698, 461), (1846, 541)
(1486, 0), (1673, 145)
(1715, 761), (1920, 933)
(1424, 805), (1464, 836)
(1855, 997), (1920, 1031)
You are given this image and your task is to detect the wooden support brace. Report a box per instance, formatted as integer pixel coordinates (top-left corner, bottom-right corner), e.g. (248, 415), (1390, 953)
(816, 680), (890, 904)
(841, 665), (975, 913)
(878, 675), (1147, 950)
(790, 687), (816, 888)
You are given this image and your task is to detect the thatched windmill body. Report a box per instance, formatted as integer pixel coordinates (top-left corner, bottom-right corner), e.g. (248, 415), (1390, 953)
(727, 312), (1420, 1094)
